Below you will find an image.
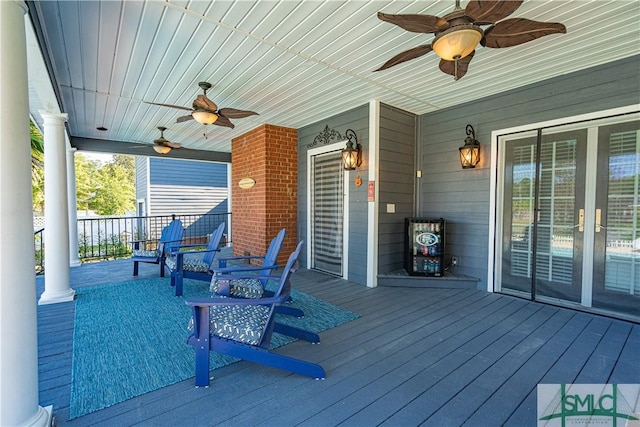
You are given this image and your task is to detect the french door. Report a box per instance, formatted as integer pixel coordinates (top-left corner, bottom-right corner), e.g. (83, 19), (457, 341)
(498, 118), (640, 321)
(308, 148), (344, 276)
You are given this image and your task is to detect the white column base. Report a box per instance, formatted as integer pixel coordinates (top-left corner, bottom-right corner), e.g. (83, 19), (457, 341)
(20, 405), (53, 427)
(38, 288), (76, 305)
(70, 259), (82, 267)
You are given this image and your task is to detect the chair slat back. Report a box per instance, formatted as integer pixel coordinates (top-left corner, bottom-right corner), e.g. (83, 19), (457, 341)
(271, 241), (304, 302)
(259, 228), (286, 277)
(202, 222), (226, 266)
(256, 241), (304, 347)
(158, 219), (183, 256)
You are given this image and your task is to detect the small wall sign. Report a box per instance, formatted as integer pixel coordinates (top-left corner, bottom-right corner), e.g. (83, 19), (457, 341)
(238, 177), (256, 189)
(368, 180), (375, 202)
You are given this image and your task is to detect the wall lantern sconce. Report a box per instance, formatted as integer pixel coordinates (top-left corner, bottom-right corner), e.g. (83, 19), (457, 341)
(459, 124), (480, 169)
(341, 129), (362, 170)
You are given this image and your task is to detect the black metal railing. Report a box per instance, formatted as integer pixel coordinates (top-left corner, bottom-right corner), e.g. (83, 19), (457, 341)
(35, 212), (231, 270)
(34, 228), (44, 274)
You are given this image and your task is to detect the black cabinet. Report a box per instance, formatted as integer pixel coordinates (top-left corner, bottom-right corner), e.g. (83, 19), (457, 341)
(405, 218), (445, 276)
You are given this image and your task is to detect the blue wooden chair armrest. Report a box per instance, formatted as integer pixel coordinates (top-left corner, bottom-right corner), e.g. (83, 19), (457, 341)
(211, 264), (279, 275)
(131, 238), (156, 244)
(217, 255), (266, 268)
(163, 238), (183, 245)
(186, 296), (284, 308)
(213, 273), (282, 282)
(170, 248), (221, 256)
(173, 243), (208, 250)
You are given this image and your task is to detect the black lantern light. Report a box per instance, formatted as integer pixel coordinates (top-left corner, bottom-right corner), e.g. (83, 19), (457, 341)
(341, 129), (362, 170)
(459, 124), (480, 169)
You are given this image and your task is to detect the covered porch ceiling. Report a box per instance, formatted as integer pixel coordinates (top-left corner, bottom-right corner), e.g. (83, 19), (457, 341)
(26, 0), (640, 159)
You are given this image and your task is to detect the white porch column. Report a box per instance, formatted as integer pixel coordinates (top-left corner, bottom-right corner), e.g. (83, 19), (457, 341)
(0, 1), (53, 425)
(38, 111), (75, 304)
(66, 146), (81, 267)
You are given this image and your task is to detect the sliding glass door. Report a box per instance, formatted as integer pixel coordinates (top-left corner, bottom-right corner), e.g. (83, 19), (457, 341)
(498, 118), (639, 321)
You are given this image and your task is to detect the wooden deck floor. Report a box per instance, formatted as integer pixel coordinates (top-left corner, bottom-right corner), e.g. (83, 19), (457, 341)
(37, 258), (640, 426)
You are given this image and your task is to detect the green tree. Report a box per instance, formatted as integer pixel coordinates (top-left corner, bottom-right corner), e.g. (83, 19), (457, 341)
(74, 154), (100, 212)
(91, 154), (135, 215)
(31, 121), (45, 212)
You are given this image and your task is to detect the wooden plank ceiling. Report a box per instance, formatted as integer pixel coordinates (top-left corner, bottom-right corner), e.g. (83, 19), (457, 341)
(27, 0), (640, 155)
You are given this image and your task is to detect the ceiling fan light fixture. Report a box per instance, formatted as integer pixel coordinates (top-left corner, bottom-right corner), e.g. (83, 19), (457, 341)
(192, 109), (218, 125)
(153, 145), (171, 154)
(432, 25), (483, 61)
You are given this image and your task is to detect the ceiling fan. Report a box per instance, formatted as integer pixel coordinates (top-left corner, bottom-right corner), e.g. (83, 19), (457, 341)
(375, 0), (566, 80)
(145, 82), (258, 128)
(150, 126), (182, 154)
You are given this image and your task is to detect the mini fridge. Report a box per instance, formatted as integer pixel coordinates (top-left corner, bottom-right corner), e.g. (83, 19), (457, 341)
(405, 218), (445, 276)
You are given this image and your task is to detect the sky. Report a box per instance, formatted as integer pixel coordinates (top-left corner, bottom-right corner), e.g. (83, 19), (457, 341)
(77, 151), (114, 164)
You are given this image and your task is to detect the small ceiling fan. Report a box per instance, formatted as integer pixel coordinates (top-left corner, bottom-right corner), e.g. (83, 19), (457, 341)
(145, 82), (258, 128)
(375, 0), (566, 80)
(150, 126), (182, 154)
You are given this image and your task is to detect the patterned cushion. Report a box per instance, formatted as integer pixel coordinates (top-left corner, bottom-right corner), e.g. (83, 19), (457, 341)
(210, 277), (264, 299)
(133, 249), (158, 258)
(165, 254), (211, 273)
(210, 304), (271, 345)
(184, 258), (211, 273)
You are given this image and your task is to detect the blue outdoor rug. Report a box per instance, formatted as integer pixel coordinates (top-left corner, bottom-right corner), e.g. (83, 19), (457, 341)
(69, 277), (359, 419)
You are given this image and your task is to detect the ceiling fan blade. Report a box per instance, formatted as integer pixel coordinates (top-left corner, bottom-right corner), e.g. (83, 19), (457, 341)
(212, 115), (235, 129)
(176, 115), (194, 123)
(375, 45), (432, 72)
(163, 141), (182, 149)
(193, 94), (218, 111)
(144, 101), (192, 112)
(439, 51), (475, 80)
(217, 108), (259, 119)
(153, 137), (167, 144)
(377, 12), (447, 33)
(482, 18), (567, 48)
(465, 0), (524, 25)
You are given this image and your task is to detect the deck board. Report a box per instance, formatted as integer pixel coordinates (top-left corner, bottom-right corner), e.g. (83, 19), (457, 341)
(36, 258), (639, 426)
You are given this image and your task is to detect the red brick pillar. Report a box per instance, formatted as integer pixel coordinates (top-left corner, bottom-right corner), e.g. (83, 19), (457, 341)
(231, 124), (298, 264)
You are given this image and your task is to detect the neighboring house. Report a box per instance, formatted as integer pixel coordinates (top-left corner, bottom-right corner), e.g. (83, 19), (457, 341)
(135, 157), (231, 241)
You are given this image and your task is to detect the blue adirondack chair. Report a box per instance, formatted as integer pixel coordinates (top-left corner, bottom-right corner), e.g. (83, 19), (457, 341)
(165, 222), (225, 296)
(131, 219), (183, 277)
(210, 228), (304, 318)
(186, 241), (325, 387)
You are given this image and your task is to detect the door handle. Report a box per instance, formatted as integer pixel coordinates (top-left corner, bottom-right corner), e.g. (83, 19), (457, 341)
(576, 208), (584, 232)
(595, 208), (605, 232)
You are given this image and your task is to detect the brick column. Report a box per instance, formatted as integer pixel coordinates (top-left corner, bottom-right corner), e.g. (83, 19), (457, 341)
(231, 125), (297, 264)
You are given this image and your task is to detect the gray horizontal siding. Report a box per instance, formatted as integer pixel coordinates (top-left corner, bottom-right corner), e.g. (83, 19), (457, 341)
(418, 55), (640, 290)
(378, 103), (416, 275)
(149, 186), (228, 216)
(149, 157), (227, 187)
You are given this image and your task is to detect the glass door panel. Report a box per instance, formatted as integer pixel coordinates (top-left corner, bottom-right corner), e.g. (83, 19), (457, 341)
(534, 130), (587, 302)
(592, 121), (640, 317)
(501, 130), (587, 302)
(501, 136), (538, 294)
